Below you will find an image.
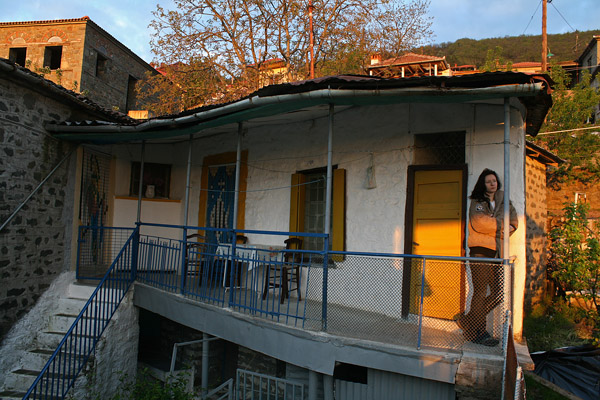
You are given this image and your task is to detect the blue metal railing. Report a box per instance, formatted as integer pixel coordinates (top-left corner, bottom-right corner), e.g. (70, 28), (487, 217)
(134, 223), (328, 327)
(41, 222), (511, 399)
(23, 227), (139, 400)
(77, 225), (136, 280)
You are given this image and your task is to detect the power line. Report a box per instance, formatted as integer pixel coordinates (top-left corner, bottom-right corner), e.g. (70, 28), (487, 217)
(549, 1), (576, 32)
(537, 124), (600, 136)
(522, 0), (543, 36)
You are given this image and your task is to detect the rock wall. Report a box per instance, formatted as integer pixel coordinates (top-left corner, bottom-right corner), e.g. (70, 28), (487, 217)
(524, 156), (548, 312)
(0, 73), (77, 342)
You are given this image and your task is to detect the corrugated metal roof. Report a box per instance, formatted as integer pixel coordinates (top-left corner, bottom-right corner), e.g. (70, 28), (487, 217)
(45, 72), (553, 143)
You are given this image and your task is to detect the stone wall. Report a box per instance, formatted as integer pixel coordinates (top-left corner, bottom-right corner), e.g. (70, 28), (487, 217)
(0, 75), (79, 342)
(0, 19), (155, 112)
(81, 24), (153, 112)
(524, 156), (548, 312)
(0, 20), (86, 93)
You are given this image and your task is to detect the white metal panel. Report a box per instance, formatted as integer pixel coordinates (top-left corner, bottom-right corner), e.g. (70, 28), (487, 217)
(335, 379), (368, 400)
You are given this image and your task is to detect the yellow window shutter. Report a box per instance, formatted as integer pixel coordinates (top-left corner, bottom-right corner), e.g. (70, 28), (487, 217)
(332, 168), (346, 252)
(289, 173), (306, 234)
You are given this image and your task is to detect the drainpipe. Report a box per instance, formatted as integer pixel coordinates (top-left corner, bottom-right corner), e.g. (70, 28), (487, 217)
(232, 122), (243, 232)
(503, 98), (510, 259)
(503, 98), (511, 329)
(202, 332), (210, 396)
(322, 103), (334, 330)
(168, 334), (219, 395)
(308, 370), (318, 400)
(181, 134), (193, 293)
(323, 375), (334, 400)
(136, 140), (145, 224)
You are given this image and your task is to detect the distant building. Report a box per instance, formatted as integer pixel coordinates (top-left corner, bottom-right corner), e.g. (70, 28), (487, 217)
(246, 58), (289, 88)
(366, 53), (451, 78)
(0, 17), (157, 113)
(577, 35), (600, 121)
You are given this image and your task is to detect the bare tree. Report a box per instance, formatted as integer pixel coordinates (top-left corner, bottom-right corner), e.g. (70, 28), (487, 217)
(141, 0), (433, 114)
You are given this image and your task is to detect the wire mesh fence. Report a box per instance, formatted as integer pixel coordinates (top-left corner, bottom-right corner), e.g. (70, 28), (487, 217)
(77, 226), (135, 279)
(78, 224), (510, 353)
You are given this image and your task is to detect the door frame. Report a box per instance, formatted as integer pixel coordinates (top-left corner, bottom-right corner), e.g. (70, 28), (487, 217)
(401, 164), (468, 317)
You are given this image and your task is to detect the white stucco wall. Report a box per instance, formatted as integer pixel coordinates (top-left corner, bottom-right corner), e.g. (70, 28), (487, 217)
(109, 99), (529, 335)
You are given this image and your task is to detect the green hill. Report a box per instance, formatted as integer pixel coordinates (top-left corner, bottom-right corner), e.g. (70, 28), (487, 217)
(417, 30), (600, 68)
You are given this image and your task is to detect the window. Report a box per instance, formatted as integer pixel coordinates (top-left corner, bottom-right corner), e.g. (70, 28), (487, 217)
(130, 162), (171, 199)
(9, 48), (26, 66)
(414, 131), (465, 165)
(289, 168), (345, 252)
(43, 46), (62, 70)
(96, 52), (107, 77)
(126, 75), (138, 111)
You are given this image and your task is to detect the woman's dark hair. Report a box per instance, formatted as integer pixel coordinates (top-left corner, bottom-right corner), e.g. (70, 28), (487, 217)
(470, 168), (501, 200)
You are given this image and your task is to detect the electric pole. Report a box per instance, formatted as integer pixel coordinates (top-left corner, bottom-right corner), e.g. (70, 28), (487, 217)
(541, 0), (548, 72)
(309, 0), (315, 79)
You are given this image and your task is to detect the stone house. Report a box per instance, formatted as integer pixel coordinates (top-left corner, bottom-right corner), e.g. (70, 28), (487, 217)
(0, 17), (156, 113)
(3, 71), (550, 399)
(0, 57), (131, 342)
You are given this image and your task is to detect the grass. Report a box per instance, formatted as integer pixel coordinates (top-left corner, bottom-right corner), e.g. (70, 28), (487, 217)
(524, 297), (592, 353)
(524, 373), (570, 400)
(523, 297), (595, 399)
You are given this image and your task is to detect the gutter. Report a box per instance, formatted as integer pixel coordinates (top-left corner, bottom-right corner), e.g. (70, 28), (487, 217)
(45, 83), (545, 134)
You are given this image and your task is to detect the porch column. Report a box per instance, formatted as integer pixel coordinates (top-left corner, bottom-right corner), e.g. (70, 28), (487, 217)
(136, 140), (145, 223)
(503, 97), (512, 329)
(503, 98), (510, 259)
(308, 370), (318, 400)
(180, 134), (193, 293)
(183, 134), (193, 228)
(322, 104), (334, 330)
(232, 122), (243, 231)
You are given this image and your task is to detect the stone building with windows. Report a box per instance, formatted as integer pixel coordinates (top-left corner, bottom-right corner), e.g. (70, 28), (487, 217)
(0, 17), (156, 113)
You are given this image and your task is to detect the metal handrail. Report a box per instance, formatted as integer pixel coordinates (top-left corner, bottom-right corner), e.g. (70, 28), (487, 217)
(23, 227), (139, 400)
(0, 148), (75, 233)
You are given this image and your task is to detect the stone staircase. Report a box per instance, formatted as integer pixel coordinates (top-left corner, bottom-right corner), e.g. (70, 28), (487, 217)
(0, 281), (97, 400)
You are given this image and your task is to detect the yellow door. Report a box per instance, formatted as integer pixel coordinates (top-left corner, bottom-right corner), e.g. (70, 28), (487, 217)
(409, 169), (465, 319)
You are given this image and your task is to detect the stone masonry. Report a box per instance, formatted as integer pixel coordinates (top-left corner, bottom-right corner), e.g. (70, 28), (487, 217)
(524, 156), (549, 312)
(0, 58), (129, 343)
(0, 75), (75, 341)
(0, 17), (156, 112)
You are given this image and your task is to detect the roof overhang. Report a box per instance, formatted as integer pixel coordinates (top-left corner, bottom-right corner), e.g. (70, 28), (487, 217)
(45, 73), (553, 144)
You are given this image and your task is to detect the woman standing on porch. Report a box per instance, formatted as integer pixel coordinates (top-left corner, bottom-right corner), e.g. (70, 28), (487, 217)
(458, 168), (517, 347)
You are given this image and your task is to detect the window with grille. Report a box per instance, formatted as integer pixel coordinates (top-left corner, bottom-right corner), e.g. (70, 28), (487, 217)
(130, 162), (171, 199)
(414, 131), (465, 165)
(80, 150), (111, 227)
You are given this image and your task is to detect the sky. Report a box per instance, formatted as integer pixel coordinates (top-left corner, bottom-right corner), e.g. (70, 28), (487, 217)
(1, 0), (599, 64)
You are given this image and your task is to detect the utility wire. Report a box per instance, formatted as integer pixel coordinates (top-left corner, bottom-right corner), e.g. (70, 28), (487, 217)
(522, 0), (543, 36)
(550, 1), (576, 32)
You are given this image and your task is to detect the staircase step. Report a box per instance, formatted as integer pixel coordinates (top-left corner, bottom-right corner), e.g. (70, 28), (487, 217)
(4, 368), (77, 393)
(67, 283), (97, 300)
(0, 391), (61, 400)
(14, 348), (92, 373)
(0, 389), (28, 400)
(48, 312), (110, 332)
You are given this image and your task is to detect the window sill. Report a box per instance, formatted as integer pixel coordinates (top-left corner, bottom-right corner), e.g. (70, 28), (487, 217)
(115, 196), (181, 203)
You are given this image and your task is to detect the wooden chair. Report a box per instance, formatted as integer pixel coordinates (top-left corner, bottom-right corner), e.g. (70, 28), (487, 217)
(225, 234), (248, 287)
(262, 238), (303, 303)
(186, 233), (207, 283)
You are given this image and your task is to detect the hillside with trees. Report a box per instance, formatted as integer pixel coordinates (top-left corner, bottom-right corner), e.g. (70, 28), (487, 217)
(417, 30), (600, 68)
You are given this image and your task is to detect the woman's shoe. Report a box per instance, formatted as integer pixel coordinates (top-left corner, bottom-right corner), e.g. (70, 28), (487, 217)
(473, 332), (499, 347)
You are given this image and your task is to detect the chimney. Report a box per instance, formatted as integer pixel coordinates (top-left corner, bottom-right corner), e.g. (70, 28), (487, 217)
(370, 54), (382, 65)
